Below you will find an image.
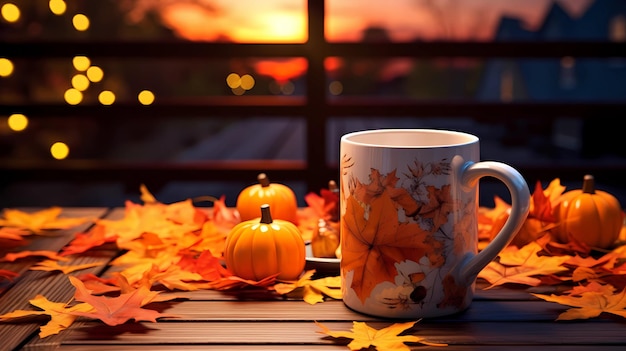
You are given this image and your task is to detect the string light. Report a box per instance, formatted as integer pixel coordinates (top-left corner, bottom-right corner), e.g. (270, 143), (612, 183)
(73, 56), (91, 71)
(7, 113), (28, 132)
(49, 0), (66, 15)
(86, 66), (104, 82)
(72, 14), (90, 31)
(71, 74), (90, 91)
(1, 3), (20, 23)
(50, 142), (70, 160)
(64, 88), (83, 105)
(138, 90), (155, 105)
(98, 90), (116, 105)
(0, 58), (14, 77)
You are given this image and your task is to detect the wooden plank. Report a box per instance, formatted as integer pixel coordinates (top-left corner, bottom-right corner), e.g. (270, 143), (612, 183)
(139, 299), (568, 323)
(51, 321), (626, 346)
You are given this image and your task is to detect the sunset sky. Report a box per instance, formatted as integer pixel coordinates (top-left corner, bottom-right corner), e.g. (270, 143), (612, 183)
(141, 0), (594, 43)
(130, 0), (593, 82)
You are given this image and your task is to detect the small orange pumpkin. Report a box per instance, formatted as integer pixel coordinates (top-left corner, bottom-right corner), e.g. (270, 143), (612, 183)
(236, 173), (299, 224)
(224, 204), (305, 281)
(555, 174), (623, 249)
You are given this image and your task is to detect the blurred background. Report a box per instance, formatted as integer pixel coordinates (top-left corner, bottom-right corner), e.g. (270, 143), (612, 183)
(1, 0), (625, 208)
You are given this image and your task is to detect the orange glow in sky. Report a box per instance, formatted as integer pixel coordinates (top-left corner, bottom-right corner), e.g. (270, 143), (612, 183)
(148, 0), (593, 81)
(158, 1), (307, 43)
(155, 0), (592, 43)
(254, 58), (307, 83)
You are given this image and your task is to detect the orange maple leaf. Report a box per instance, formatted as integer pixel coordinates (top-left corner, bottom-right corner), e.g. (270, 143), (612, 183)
(1, 250), (68, 262)
(60, 225), (118, 256)
(142, 264), (204, 291)
(68, 276), (178, 326)
(75, 273), (124, 295)
(0, 294), (94, 338)
(532, 288), (626, 320)
(477, 241), (570, 288)
(176, 250), (231, 282)
(0, 207), (91, 234)
(341, 192), (438, 303)
(274, 270), (342, 304)
(202, 273), (278, 291)
(315, 320), (447, 350)
(0, 227), (30, 240)
(304, 191), (332, 220)
(30, 260), (104, 274)
(567, 281), (616, 296)
(482, 178), (566, 248)
(210, 194), (240, 229)
(97, 200), (201, 244)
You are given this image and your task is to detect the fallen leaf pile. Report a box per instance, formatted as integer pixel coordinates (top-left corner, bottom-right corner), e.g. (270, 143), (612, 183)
(478, 178), (626, 321)
(0, 185), (341, 338)
(0, 178), (625, 348)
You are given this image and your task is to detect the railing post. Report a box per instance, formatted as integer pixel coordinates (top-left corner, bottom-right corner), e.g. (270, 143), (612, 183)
(305, 0), (331, 193)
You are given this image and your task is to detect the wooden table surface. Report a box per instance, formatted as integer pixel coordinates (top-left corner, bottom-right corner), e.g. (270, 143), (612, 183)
(1, 207), (625, 351)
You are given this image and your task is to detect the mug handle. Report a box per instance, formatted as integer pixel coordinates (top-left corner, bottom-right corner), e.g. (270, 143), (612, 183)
(452, 156), (531, 286)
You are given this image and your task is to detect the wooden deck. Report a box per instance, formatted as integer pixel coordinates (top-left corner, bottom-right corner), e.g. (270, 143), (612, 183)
(1, 208), (625, 351)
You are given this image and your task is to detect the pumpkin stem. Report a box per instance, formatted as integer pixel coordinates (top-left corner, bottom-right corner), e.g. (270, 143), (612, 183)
(582, 174), (596, 194)
(258, 173), (271, 187)
(260, 204), (273, 224)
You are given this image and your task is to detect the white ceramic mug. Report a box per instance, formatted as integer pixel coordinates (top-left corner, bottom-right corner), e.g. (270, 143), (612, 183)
(339, 129), (530, 318)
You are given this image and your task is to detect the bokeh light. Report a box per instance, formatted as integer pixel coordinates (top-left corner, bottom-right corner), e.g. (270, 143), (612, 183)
(72, 14), (90, 31)
(86, 66), (104, 82)
(71, 74), (90, 91)
(7, 113), (28, 132)
(226, 73), (240, 89)
(72, 56), (91, 71)
(226, 73), (255, 94)
(240, 74), (255, 90)
(1, 3), (20, 23)
(280, 81), (295, 95)
(329, 80), (343, 95)
(0, 58), (14, 77)
(49, 0), (66, 15)
(50, 142), (70, 160)
(64, 88), (83, 105)
(98, 90), (116, 105)
(138, 90), (155, 105)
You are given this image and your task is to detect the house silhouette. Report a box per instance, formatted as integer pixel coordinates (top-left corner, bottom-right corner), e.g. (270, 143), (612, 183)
(476, 0), (626, 158)
(478, 0), (626, 102)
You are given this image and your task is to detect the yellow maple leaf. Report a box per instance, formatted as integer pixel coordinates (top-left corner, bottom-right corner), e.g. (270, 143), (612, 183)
(274, 270), (342, 304)
(0, 207), (91, 234)
(0, 294), (94, 338)
(315, 320), (447, 351)
(532, 289), (626, 320)
(98, 201), (200, 244)
(139, 184), (158, 204)
(30, 260), (104, 274)
(478, 241), (570, 289)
